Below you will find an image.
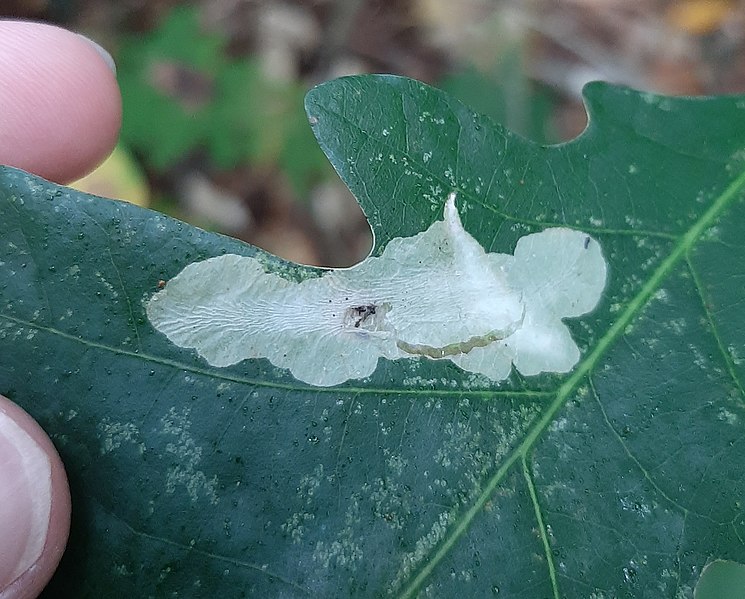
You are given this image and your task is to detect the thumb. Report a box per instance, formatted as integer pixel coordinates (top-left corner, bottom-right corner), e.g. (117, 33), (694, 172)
(0, 395), (71, 599)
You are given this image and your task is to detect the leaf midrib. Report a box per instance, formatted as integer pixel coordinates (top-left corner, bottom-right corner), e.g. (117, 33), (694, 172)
(396, 167), (745, 598)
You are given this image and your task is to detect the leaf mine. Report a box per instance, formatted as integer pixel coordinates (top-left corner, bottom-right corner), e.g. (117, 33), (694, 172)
(146, 193), (607, 386)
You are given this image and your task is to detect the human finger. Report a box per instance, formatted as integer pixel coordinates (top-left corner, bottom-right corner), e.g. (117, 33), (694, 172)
(0, 20), (121, 183)
(0, 395), (71, 599)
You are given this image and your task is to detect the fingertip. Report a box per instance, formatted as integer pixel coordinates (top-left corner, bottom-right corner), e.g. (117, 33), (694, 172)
(0, 395), (71, 599)
(76, 33), (117, 75)
(0, 20), (122, 183)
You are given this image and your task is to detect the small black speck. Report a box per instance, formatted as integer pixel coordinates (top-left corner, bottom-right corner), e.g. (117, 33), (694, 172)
(584, 236), (591, 249)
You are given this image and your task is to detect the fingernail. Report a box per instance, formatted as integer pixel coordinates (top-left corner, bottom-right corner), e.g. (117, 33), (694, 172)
(77, 33), (117, 75)
(0, 397), (70, 598)
(0, 407), (52, 591)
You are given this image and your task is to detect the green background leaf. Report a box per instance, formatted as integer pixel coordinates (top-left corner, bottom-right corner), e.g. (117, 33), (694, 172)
(117, 6), (330, 196)
(1, 76), (745, 597)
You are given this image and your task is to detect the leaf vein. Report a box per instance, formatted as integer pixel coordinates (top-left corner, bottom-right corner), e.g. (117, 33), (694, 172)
(523, 456), (561, 599)
(687, 257), (745, 399)
(590, 378), (700, 519)
(110, 505), (311, 594)
(0, 313), (549, 399)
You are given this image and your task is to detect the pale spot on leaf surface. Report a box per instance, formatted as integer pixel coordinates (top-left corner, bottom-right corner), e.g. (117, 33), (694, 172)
(160, 407), (218, 505)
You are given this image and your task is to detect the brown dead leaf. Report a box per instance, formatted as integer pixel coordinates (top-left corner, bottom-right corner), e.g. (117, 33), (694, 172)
(667, 0), (735, 35)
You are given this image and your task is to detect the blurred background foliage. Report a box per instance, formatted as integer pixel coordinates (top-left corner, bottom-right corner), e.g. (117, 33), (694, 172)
(2, 0), (745, 266)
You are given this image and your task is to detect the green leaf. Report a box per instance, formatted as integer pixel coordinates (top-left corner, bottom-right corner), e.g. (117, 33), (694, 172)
(2, 76), (745, 597)
(117, 5), (331, 194)
(117, 6), (225, 168)
(211, 61), (332, 196)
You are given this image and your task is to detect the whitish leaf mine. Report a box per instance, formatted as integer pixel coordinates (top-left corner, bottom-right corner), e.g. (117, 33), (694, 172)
(146, 193), (607, 386)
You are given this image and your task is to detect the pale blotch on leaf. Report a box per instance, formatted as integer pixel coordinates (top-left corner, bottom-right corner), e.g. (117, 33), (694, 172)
(146, 193), (607, 386)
